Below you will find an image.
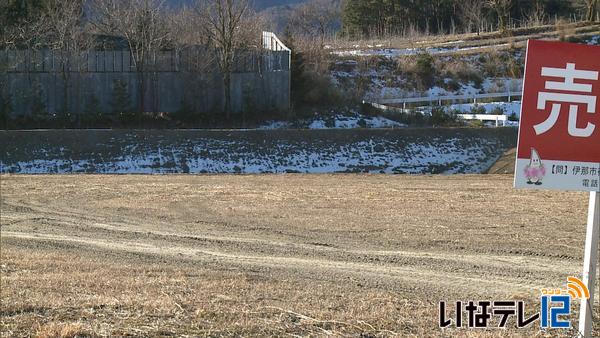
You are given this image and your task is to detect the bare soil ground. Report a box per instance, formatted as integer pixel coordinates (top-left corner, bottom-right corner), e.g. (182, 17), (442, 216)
(1, 174), (598, 337)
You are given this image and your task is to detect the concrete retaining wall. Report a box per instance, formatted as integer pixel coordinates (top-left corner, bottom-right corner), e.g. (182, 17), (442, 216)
(0, 49), (290, 116)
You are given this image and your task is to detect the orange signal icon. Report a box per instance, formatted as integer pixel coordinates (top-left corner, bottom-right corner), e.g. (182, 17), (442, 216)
(566, 276), (590, 299)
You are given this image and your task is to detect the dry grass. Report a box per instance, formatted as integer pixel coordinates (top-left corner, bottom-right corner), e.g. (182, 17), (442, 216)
(1, 244), (432, 337)
(34, 322), (86, 338)
(1, 174), (599, 337)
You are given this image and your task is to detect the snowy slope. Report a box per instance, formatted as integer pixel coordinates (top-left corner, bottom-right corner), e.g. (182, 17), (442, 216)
(1, 129), (517, 174)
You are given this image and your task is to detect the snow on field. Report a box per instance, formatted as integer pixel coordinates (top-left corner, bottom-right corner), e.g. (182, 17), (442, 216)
(1, 140), (500, 174)
(309, 114), (406, 129)
(259, 113), (406, 130)
(1, 130), (516, 174)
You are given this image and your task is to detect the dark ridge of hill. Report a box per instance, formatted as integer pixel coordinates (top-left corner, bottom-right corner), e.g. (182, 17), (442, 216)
(254, 0), (305, 9)
(160, 0), (308, 34)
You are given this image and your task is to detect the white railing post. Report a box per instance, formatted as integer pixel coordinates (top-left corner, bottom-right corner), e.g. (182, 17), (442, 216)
(262, 32), (290, 53)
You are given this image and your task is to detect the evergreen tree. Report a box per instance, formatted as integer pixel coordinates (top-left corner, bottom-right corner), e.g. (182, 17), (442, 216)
(341, 0), (579, 38)
(0, 93), (12, 129)
(111, 80), (131, 114)
(1, 0), (45, 25)
(30, 81), (46, 116)
(1, 0), (46, 33)
(342, 0), (373, 38)
(283, 25), (308, 110)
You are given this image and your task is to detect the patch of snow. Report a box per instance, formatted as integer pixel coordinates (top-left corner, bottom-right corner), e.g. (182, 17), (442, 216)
(332, 48), (417, 58)
(308, 114), (405, 130)
(257, 113), (406, 130)
(439, 40), (464, 45)
(307, 119), (326, 129)
(333, 116), (360, 129)
(460, 83), (480, 96)
(482, 78), (522, 93)
(258, 121), (291, 130)
(427, 86), (451, 97)
(331, 43), (511, 58)
(367, 116), (407, 128)
(331, 58), (523, 102)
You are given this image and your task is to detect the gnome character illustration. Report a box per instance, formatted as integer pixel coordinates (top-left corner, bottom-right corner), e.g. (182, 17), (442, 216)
(524, 148), (546, 185)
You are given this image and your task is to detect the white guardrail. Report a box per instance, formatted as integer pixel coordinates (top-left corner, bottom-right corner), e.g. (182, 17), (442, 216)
(364, 90), (523, 127)
(373, 91), (523, 106)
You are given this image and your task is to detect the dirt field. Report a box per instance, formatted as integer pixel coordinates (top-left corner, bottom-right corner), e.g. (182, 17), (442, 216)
(1, 174), (598, 337)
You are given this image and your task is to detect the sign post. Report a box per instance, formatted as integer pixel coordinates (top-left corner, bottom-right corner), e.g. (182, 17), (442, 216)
(579, 191), (599, 337)
(515, 40), (600, 337)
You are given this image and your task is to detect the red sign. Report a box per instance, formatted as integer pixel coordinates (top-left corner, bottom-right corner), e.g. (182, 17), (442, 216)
(515, 40), (600, 191)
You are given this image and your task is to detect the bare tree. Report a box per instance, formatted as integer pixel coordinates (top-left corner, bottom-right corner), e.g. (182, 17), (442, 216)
(39, 0), (92, 115)
(168, 7), (210, 51)
(196, 0), (260, 120)
(289, 0), (340, 47)
(486, 0), (513, 32)
(524, 1), (546, 26)
(165, 6), (218, 116)
(585, 0), (598, 22)
(92, 0), (171, 113)
(458, 0), (485, 35)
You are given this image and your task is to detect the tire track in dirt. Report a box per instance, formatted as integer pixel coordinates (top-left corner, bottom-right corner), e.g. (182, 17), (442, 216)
(2, 230), (577, 298)
(1, 174), (589, 306)
(1, 208), (575, 277)
(1, 193), (579, 298)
